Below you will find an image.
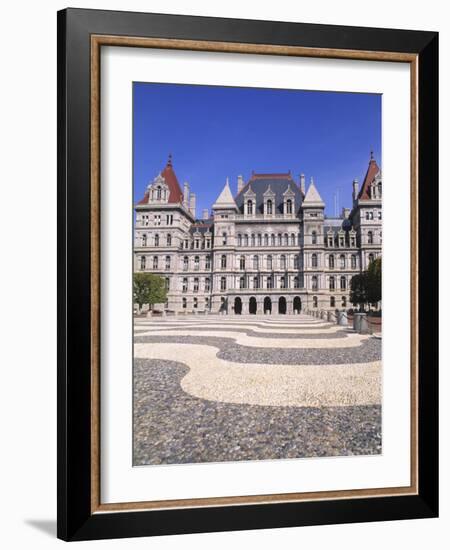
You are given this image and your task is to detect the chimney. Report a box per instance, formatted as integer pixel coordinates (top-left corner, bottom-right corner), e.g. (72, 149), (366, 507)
(183, 182), (190, 209)
(189, 193), (196, 219)
(237, 175), (244, 194)
(202, 208), (209, 220)
(352, 178), (359, 203)
(300, 173), (305, 195)
(342, 207), (350, 219)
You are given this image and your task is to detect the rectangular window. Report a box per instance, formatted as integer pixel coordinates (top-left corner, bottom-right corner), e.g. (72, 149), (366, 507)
(154, 215), (161, 226)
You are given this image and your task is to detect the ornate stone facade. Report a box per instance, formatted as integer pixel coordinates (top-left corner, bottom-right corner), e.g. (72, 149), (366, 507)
(134, 154), (382, 314)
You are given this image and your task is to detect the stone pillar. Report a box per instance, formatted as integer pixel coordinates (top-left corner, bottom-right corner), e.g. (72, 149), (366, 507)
(287, 298), (293, 315)
(242, 300), (248, 315)
(337, 311), (348, 326)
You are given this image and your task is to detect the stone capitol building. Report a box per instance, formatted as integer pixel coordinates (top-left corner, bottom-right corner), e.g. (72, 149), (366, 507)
(134, 154), (382, 315)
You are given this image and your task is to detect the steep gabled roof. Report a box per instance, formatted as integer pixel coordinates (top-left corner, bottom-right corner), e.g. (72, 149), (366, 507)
(358, 153), (381, 200)
(303, 178), (324, 207)
(235, 172), (302, 214)
(212, 178), (238, 210)
(137, 155), (184, 205)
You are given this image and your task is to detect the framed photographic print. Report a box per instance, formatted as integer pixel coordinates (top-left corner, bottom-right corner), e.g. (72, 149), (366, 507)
(57, 8), (439, 541)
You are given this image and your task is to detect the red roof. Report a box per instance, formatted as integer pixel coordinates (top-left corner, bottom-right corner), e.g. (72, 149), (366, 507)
(358, 155), (380, 200)
(137, 155), (184, 205)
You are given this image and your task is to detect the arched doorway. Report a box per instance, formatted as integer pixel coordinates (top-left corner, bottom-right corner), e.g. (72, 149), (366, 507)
(278, 296), (287, 314)
(293, 296), (302, 313)
(263, 296), (272, 314)
(249, 296), (257, 315)
(234, 297), (242, 315)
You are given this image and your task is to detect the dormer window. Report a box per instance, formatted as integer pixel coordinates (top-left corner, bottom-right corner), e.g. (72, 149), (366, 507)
(266, 199), (273, 215)
(286, 199), (292, 214)
(247, 200), (253, 215)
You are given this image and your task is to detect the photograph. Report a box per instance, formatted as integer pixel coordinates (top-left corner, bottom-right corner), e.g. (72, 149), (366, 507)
(132, 83), (383, 466)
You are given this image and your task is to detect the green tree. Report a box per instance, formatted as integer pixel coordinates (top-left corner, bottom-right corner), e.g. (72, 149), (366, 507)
(133, 273), (167, 312)
(350, 272), (368, 311)
(366, 257), (382, 306)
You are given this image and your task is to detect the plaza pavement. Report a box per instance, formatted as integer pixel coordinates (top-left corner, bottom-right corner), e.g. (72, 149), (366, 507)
(133, 314), (382, 465)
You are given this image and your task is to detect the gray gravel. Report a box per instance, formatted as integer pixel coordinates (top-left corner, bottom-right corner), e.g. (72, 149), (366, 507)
(133, 335), (381, 365)
(133, 358), (381, 466)
(135, 326), (348, 339)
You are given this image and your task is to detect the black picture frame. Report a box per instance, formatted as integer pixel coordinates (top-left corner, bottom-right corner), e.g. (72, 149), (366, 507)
(57, 7), (438, 541)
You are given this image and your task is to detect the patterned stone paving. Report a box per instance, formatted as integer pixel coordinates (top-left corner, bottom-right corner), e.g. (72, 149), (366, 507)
(133, 314), (382, 465)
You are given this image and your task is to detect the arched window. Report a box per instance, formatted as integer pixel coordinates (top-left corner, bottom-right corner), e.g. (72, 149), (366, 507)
(141, 234), (147, 246)
(257, 234), (262, 246)
(166, 233), (171, 246)
(266, 200), (273, 215)
(193, 297), (198, 309)
(237, 234), (242, 246)
(251, 234), (255, 247)
(312, 275), (318, 290)
(284, 234), (289, 246)
(340, 276), (347, 290)
(339, 254), (346, 269)
(267, 276), (273, 289)
(165, 277), (170, 291)
(291, 233), (296, 246)
(183, 256), (189, 271)
(368, 253), (375, 264)
(368, 231), (374, 244)
(351, 255), (357, 269)
(221, 254), (227, 269)
(342, 296), (347, 307)
(140, 256), (146, 270)
(194, 256), (200, 270)
(193, 278), (199, 292)
(267, 255), (273, 270)
(329, 254), (335, 268)
(153, 256), (158, 269)
(280, 276), (287, 289)
(205, 255), (211, 269)
(205, 278), (211, 292)
(313, 296), (318, 308)
(253, 255), (259, 270)
(222, 232), (227, 245)
(240, 255), (246, 270)
(312, 231), (317, 245)
(271, 234), (275, 246)
(244, 234), (249, 246)
(239, 277), (245, 289)
(294, 276), (299, 288)
(294, 255), (299, 269)
(247, 200), (253, 215)
(182, 297), (187, 309)
(156, 186), (162, 199)
(264, 234), (269, 246)
(330, 296), (335, 307)
(220, 276), (227, 291)
(165, 256), (171, 270)
(253, 276), (259, 289)
(286, 199), (292, 214)
(182, 278), (188, 293)
(311, 253), (318, 268)
(154, 234), (159, 246)
(329, 276), (335, 290)
(278, 234), (282, 246)
(280, 255), (286, 270)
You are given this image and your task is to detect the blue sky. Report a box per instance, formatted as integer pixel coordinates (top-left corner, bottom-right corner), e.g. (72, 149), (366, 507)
(133, 82), (381, 217)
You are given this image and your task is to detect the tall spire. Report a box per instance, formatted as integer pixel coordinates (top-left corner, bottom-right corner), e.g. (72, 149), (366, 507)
(212, 177), (238, 211)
